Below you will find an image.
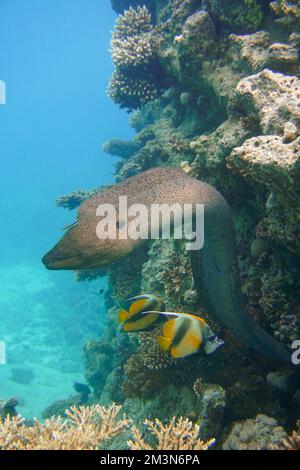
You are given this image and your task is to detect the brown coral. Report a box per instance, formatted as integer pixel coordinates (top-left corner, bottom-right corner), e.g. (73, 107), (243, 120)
(282, 430), (300, 450)
(0, 404), (129, 450)
(128, 416), (215, 450)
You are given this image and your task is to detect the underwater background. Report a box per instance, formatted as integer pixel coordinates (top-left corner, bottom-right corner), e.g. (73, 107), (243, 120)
(1, 0), (300, 451)
(0, 0), (132, 419)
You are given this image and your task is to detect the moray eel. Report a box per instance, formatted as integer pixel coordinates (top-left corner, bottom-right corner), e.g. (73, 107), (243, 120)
(42, 167), (293, 364)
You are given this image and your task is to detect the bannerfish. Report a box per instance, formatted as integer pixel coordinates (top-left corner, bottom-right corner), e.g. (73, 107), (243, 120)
(118, 294), (165, 332)
(151, 311), (224, 358)
(42, 167), (295, 365)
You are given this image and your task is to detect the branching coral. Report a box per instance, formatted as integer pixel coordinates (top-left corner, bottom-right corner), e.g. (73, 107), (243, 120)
(128, 417), (215, 450)
(0, 404), (215, 451)
(0, 404), (129, 450)
(108, 6), (162, 110)
(282, 430), (300, 450)
(108, 71), (160, 110)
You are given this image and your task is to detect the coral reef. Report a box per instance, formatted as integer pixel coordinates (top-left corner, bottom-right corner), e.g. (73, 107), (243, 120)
(108, 6), (163, 110)
(204, 0), (264, 32)
(223, 414), (288, 450)
(0, 403), (214, 451)
(52, 0), (300, 449)
(128, 416), (215, 450)
(0, 404), (129, 450)
(56, 186), (104, 210)
(103, 138), (140, 159)
(283, 429), (300, 450)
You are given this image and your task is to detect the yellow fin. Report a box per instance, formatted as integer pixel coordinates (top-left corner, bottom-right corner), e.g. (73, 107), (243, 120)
(123, 313), (158, 332)
(162, 319), (175, 339)
(118, 309), (129, 323)
(129, 299), (148, 315)
(156, 335), (172, 352)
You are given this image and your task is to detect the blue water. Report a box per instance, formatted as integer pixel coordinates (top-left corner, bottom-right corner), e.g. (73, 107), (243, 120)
(0, 0), (133, 418)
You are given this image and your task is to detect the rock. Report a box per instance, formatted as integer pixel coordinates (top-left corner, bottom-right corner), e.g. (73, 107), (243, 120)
(10, 367), (34, 385)
(223, 414), (287, 450)
(176, 11), (216, 80)
(197, 383), (226, 440)
(229, 32), (299, 75)
(229, 32), (271, 73)
(232, 69), (300, 135)
(191, 117), (251, 169)
(229, 135), (300, 194)
(228, 135), (300, 252)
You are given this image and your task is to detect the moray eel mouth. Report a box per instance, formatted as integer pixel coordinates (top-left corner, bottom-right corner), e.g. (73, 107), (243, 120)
(42, 246), (85, 270)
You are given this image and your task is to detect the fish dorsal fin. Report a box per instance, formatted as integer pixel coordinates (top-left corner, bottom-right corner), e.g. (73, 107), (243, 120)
(123, 313), (159, 332)
(118, 309), (129, 323)
(162, 319), (175, 338)
(129, 299), (148, 315)
(156, 335), (172, 352)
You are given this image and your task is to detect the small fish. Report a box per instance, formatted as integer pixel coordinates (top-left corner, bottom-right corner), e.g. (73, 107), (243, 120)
(147, 311), (224, 359)
(118, 294), (165, 332)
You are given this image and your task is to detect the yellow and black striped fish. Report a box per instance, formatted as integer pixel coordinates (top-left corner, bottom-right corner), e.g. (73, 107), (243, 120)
(151, 311), (224, 358)
(118, 294), (165, 332)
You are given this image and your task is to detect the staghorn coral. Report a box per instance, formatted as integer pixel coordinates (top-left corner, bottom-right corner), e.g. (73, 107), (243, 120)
(128, 416), (215, 450)
(0, 404), (129, 450)
(282, 430), (300, 450)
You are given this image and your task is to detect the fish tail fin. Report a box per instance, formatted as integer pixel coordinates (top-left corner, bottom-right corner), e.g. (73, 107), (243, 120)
(118, 309), (129, 323)
(156, 335), (172, 352)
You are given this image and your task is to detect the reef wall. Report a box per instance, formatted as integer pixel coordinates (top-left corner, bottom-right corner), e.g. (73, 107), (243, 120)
(52, 0), (300, 449)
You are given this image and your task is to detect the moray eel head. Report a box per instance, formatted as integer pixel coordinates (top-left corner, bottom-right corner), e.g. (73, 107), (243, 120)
(42, 196), (142, 270)
(42, 223), (139, 270)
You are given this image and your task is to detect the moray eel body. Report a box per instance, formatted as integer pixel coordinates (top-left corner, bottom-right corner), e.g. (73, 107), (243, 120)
(42, 168), (292, 364)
